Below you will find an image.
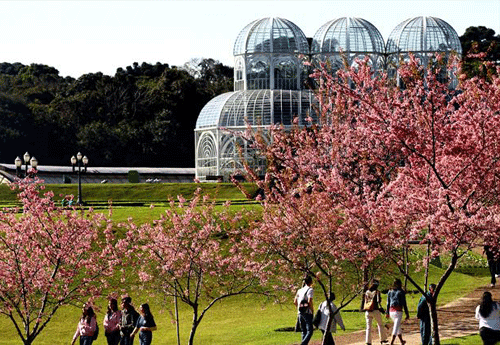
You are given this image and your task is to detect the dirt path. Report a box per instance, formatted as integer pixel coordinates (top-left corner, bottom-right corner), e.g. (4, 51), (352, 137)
(306, 284), (494, 345)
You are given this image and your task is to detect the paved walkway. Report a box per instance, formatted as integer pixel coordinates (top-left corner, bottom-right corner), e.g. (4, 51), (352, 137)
(305, 284), (491, 345)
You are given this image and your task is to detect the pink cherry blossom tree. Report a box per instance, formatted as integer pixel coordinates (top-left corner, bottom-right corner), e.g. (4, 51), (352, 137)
(119, 190), (263, 345)
(314, 56), (500, 345)
(0, 179), (118, 345)
(236, 120), (392, 345)
(239, 55), (500, 344)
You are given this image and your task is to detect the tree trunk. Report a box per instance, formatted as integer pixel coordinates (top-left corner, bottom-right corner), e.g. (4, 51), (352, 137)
(188, 321), (199, 345)
(188, 304), (199, 345)
(430, 300), (440, 345)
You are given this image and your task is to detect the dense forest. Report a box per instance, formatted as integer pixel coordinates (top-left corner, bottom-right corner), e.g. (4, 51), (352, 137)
(0, 26), (498, 168)
(0, 59), (233, 167)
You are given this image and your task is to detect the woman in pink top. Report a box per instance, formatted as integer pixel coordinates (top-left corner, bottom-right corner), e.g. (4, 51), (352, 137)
(104, 298), (122, 345)
(71, 305), (97, 345)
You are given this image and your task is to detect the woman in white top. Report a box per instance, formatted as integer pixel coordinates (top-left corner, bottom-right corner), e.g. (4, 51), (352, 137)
(363, 280), (388, 345)
(316, 292), (345, 345)
(475, 291), (500, 345)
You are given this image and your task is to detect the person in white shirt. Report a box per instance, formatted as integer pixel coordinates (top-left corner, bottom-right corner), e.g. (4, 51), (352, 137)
(294, 276), (314, 345)
(316, 292), (345, 345)
(475, 291), (500, 345)
(363, 280), (388, 345)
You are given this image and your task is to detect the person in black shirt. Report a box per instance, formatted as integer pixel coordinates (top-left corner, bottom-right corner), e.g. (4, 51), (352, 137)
(119, 296), (139, 345)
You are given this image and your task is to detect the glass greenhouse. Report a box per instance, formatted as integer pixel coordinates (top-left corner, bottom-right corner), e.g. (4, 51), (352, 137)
(194, 16), (462, 181)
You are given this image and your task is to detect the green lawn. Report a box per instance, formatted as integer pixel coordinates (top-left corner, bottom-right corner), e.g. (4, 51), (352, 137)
(442, 335), (482, 344)
(0, 264), (487, 345)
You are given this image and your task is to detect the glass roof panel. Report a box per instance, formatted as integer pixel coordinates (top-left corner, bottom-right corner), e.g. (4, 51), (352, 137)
(233, 20), (257, 56)
(196, 92), (235, 129)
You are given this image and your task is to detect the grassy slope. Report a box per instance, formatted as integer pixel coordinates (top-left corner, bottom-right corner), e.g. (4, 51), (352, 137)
(0, 182), (259, 205)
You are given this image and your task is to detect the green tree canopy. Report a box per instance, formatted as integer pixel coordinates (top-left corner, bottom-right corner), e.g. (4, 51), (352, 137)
(460, 26), (500, 78)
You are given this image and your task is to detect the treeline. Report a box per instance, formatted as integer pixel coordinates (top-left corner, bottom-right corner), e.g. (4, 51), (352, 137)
(0, 59), (233, 167)
(0, 26), (498, 168)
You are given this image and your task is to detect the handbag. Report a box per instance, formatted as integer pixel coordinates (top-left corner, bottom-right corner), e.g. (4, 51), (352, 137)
(365, 299), (376, 311)
(364, 290), (378, 311)
(312, 310), (322, 328)
(92, 324), (99, 341)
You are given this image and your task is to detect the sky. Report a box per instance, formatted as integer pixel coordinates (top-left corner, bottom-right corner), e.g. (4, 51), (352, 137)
(1, 0), (499, 79)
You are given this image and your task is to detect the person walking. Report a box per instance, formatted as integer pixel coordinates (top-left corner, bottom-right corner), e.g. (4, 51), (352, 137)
(362, 280), (388, 345)
(104, 298), (122, 345)
(386, 279), (409, 345)
(316, 292), (345, 345)
(119, 296), (139, 345)
(417, 284), (436, 345)
(71, 304), (98, 345)
(485, 246), (500, 288)
(475, 291), (500, 345)
(130, 303), (157, 345)
(294, 276), (314, 345)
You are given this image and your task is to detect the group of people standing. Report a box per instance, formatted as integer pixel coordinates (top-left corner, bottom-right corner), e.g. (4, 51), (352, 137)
(294, 276), (434, 345)
(71, 296), (157, 345)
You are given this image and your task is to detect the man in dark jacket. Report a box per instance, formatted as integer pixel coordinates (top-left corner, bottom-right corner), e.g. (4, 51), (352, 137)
(417, 284), (436, 345)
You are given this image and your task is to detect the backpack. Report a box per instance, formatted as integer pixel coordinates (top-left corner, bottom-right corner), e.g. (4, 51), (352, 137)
(298, 287), (311, 314)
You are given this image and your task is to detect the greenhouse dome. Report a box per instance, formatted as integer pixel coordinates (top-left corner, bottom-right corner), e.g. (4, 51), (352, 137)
(386, 16), (462, 84)
(233, 17), (310, 91)
(233, 17), (310, 55)
(386, 16), (462, 55)
(195, 90), (316, 180)
(312, 17), (385, 72)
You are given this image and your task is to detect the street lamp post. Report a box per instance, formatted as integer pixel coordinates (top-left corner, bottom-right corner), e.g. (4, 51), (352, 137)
(71, 152), (88, 205)
(14, 152), (38, 178)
